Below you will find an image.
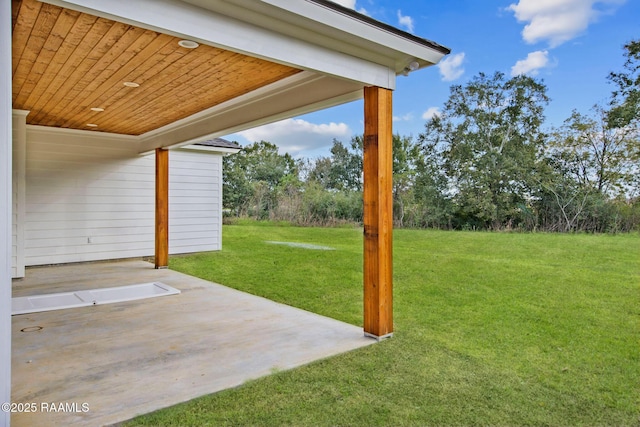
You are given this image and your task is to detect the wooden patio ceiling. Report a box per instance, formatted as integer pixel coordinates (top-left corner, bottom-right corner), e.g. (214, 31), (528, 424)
(11, 0), (302, 135)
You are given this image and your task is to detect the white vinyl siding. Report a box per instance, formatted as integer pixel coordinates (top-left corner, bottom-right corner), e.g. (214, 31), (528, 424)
(169, 149), (221, 254)
(24, 130), (154, 266)
(22, 128), (222, 268)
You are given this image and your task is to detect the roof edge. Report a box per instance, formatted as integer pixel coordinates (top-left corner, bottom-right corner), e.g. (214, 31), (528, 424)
(194, 138), (241, 150)
(306, 0), (451, 55)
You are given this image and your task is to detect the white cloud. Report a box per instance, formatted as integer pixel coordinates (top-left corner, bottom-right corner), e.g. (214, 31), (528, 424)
(511, 50), (550, 76)
(397, 10), (415, 33)
(393, 113), (414, 122)
(328, 0), (356, 8)
(437, 52), (465, 81)
(422, 107), (441, 120)
(237, 118), (351, 157)
(326, 0), (368, 15)
(507, 0), (625, 47)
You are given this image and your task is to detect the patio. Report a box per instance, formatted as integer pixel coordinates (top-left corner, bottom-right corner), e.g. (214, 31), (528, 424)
(10, 260), (374, 427)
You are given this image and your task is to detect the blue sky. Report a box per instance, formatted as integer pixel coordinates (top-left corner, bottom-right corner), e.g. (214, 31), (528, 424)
(226, 0), (639, 158)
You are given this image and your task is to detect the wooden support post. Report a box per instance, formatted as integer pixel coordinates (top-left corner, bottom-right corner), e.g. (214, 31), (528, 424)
(363, 86), (393, 340)
(155, 148), (169, 269)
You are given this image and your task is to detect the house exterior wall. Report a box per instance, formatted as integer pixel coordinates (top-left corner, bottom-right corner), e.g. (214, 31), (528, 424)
(170, 148), (222, 254)
(24, 128), (155, 266)
(17, 127), (222, 272)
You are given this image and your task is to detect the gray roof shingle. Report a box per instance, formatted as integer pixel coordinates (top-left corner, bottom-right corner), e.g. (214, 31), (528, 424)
(194, 138), (241, 150)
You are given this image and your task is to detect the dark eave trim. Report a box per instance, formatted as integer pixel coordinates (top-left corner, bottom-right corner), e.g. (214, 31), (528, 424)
(194, 138), (241, 149)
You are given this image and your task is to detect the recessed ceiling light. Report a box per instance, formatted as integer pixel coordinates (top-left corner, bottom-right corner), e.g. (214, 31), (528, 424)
(86, 123), (98, 127)
(123, 82), (140, 87)
(178, 40), (199, 49)
(90, 107), (105, 112)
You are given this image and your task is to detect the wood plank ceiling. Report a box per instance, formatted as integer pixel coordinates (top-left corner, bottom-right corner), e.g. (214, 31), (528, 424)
(11, 0), (302, 135)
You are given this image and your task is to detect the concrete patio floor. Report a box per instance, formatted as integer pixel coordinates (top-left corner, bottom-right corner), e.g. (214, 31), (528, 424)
(11, 260), (374, 427)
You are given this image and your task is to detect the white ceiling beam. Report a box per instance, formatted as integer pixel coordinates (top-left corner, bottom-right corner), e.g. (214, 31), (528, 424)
(137, 72), (363, 152)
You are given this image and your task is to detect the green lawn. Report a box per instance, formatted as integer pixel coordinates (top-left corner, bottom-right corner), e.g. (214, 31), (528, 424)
(127, 223), (640, 426)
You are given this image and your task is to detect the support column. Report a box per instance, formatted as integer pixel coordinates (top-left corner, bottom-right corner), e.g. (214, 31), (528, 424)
(363, 86), (393, 340)
(155, 148), (169, 269)
(1, 0), (12, 424)
(12, 111), (28, 279)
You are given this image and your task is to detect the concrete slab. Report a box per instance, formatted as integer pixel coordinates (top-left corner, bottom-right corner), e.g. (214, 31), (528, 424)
(11, 260), (374, 426)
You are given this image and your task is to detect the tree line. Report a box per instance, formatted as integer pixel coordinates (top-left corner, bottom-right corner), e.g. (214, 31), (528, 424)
(223, 40), (640, 232)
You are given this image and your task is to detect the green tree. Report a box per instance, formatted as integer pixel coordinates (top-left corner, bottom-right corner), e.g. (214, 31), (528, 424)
(223, 147), (252, 216)
(550, 106), (638, 197)
(307, 138), (362, 192)
(305, 156), (332, 190)
(328, 138), (362, 192)
(608, 39), (640, 128)
(420, 71), (549, 229)
(535, 153), (595, 232)
(391, 134), (415, 226)
(223, 141), (298, 217)
(412, 134), (453, 229)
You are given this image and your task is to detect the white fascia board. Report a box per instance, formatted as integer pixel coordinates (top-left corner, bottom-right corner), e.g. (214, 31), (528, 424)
(180, 145), (241, 155)
(257, 0), (448, 68)
(43, 0), (395, 88)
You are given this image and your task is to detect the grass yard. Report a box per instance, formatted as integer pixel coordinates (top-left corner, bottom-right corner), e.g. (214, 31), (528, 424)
(127, 222), (640, 426)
